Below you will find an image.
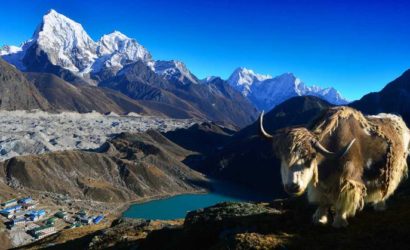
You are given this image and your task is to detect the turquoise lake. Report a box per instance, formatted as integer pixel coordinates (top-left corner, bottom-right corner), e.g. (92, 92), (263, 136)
(123, 181), (273, 220)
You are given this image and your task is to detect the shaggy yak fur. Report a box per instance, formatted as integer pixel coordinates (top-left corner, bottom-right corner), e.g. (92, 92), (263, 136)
(259, 106), (409, 227)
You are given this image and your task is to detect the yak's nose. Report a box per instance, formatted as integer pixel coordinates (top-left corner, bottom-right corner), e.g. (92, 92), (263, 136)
(285, 183), (301, 194)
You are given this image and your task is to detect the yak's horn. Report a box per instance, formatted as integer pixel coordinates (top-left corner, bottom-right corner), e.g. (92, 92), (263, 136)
(314, 141), (336, 157)
(314, 138), (356, 158)
(339, 138), (356, 158)
(259, 111), (273, 139)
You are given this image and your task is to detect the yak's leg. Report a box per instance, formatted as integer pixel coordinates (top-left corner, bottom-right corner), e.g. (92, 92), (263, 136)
(373, 200), (387, 211)
(313, 206), (329, 225)
(307, 184), (329, 225)
(333, 179), (366, 228)
(333, 212), (348, 228)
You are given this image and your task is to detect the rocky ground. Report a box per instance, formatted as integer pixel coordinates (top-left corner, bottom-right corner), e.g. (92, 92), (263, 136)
(18, 180), (410, 250)
(0, 110), (197, 161)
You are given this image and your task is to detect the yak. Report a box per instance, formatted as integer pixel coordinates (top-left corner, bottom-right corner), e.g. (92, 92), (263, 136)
(259, 106), (409, 227)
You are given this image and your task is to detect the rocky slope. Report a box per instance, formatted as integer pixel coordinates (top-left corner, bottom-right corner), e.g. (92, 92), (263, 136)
(25, 72), (190, 117)
(164, 122), (236, 156)
(0, 59), (50, 111)
(19, 180), (410, 250)
(101, 62), (258, 127)
(350, 69), (410, 125)
(227, 67), (348, 111)
(0, 58), (203, 119)
(154, 60), (200, 85)
(0, 130), (207, 203)
(0, 109), (196, 161)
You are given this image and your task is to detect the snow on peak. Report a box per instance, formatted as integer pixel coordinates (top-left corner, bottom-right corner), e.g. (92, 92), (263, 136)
(227, 67), (349, 111)
(33, 9), (97, 73)
(97, 31), (152, 62)
(154, 60), (198, 85)
(1, 10), (153, 77)
(0, 45), (22, 56)
(200, 76), (220, 84)
(227, 67), (272, 96)
(0, 40), (34, 69)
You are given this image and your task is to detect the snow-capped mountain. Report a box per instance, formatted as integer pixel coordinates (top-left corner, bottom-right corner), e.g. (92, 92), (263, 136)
(227, 67), (349, 111)
(94, 31), (153, 73)
(200, 76), (219, 84)
(0, 40), (33, 70)
(0, 45), (22, 56)
(0, 10), (152, 79)
(154, 60), (199, 85)
(0, 10), (258, 127)
(227, 67), (271, 96)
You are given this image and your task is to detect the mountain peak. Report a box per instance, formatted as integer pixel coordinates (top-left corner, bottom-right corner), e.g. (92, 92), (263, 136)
(201, 76), (220, 84)
(35, 9), (86, 38)
(104, 30), (129, 39)
(230, 67), (272, 82)
(46, 9), (58, 15)
(227, 67), (272, 96)
(32, 9), (97, 73)
(96, 30), (152, 67)
(154, 60), (199, 85)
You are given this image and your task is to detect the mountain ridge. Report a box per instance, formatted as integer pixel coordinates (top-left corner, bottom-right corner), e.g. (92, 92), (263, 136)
(1, 10), (258, 127)
(227, 67), (348, 111)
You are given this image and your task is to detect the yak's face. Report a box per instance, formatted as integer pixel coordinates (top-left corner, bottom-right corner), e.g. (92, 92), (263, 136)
(280, 153), (317, 196)
(275, 129), (318, 196)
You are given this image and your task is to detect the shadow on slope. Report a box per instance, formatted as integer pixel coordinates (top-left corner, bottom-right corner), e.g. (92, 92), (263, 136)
(351, 69), (410, 125)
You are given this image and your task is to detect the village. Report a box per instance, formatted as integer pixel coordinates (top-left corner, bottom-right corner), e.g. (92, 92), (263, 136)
(0, 196), (104, 246)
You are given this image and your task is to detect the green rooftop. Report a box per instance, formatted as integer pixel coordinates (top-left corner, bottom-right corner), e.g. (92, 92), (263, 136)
(31, 224), (54, 233)
(55, 211), (67, 218)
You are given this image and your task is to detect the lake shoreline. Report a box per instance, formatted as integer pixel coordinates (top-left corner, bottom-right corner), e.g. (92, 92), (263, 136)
(121, 179), (273, 220)
(116, 188), (210, 218)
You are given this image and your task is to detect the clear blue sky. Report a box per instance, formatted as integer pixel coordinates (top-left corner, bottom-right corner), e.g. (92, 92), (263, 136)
(1, 0), (409, 101)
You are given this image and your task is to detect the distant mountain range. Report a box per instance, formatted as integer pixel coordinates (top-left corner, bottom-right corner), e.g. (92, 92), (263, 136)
(0, 9), (390, 128)
(226, 67), (349, 111)
(0, 10), (258, 127)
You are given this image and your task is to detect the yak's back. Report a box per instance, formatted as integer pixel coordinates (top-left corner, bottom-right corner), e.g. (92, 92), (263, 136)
(310, 106), (409, 197)
(309, 106), (369, 139)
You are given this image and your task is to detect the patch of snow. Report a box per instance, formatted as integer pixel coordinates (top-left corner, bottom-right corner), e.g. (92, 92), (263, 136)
(200, 76), (219, 84)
